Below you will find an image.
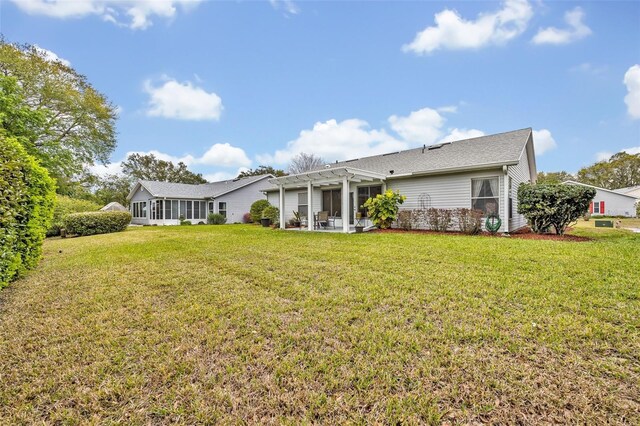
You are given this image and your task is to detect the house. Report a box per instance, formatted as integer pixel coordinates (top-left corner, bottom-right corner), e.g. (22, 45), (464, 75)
(563, 181), (638, 217)
(265, 128), (537, 233)
(613, 185), (640, 199)
(100, 201), (128, 212)
(127, 174), (273, 225)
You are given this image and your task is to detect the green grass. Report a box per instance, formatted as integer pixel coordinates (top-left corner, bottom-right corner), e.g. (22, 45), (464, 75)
(1, 225), (638, 424)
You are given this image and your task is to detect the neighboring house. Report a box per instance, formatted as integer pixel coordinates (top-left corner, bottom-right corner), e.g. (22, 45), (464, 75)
(613, 185), (640, 199)
(127, 174), (273, 225)
(563, 181), (638, 217)
(265, 128), (537, 233)
(100, 202), (128, 212)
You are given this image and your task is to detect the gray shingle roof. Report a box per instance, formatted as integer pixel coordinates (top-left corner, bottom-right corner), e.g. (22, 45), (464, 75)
(316, 128), (532, 176)
(135, 174), (272, 199)
(614, 185), (640, 194)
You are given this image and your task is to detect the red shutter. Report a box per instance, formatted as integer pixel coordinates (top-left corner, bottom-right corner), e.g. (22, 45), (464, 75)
(589, 202), (593, 213)
(600, 201), (605, 215)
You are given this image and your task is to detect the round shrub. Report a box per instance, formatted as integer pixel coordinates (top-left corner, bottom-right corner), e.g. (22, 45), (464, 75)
(250, 199), (271, 223)
(363, 189), (406, 229)
(64, 211), (131, 236)
(207, 213), (227, 225)
(48, 195), (101, 237)
(261, 205), (279, 223)
(1, 136), (55, 288)
(242, 212), (252, 223)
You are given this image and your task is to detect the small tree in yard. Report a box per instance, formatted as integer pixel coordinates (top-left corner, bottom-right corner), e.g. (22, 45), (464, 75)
(517, 183), (596, 235)
(363, 190), (406, 229)
(250, 199), (271, 223)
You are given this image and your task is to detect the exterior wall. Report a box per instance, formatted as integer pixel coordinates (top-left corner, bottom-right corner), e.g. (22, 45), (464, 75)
(590, 190), (638, 217)
(129, 186), (152, 225)
(387, 169), (505, 230)
(508, 150), (532, 231)
(214, 177), (272, 223)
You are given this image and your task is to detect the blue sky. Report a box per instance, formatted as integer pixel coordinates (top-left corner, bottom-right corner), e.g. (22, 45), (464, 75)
(2, 0), (639, 180)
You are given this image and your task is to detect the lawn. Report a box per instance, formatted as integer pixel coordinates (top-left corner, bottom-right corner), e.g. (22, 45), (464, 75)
(0, 225), (638, 424)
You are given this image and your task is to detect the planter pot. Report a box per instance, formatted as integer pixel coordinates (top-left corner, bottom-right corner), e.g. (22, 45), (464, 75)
(355, 226), (364, 233)
(261, 218), (271, 227)
(293, 221), (301, 228)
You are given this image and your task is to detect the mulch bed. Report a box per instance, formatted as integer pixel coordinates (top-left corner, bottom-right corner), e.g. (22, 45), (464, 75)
(371, 227), (591, 242)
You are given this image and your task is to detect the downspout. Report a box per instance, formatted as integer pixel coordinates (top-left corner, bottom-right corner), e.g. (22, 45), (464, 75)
(503, 165), (509, 233)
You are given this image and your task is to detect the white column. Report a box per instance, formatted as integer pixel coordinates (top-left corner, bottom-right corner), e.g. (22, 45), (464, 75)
(503, 168), (510, 233)
(342, 175), (350, 233)
(307, 180), (313, 231)
(279, 185), (285, 229)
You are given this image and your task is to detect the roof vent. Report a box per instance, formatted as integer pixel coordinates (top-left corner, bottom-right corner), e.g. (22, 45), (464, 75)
(324, 164), (331, 168)
(382, 151), (399, 156)
(389, 170), (394, 175)
(345, 159), (358, 163)
(427, 143), (449, 150)
(422, 144), (426, 154)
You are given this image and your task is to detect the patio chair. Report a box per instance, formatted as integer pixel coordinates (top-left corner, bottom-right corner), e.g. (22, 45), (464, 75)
(317, 211), (329, 229)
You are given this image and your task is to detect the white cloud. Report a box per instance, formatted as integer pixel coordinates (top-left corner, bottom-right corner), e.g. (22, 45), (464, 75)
(388, 107), (445, 144)
(402, 0), (533, 54)
(197, 143), (251, 168)
(569, 62), (606, 76)
(532, 7), (591, 45)
(203, 167), (249, 183)
(10, 0), (201, 29)
(440, 128), (485, 143)
(144, 77), (223, 121)
(257, 119), (407, 165)
(269, 0), (299, 16)
(624, 65), (640, 119)
(532, 129), (557, 155)
(34, 45), (71, 66)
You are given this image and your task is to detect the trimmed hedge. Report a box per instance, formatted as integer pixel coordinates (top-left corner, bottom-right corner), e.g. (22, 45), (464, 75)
(250, 199), (271, 223)
(1, 136), (55, 288)
(64, 211), (131, 236)
(47, 195), (101, 237)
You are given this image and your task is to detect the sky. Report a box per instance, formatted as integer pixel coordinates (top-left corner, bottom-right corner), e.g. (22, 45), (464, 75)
(1, 0), (639, 181)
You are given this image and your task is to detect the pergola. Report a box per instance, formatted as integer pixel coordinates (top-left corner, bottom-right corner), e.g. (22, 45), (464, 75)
(268, 167), (387, 233)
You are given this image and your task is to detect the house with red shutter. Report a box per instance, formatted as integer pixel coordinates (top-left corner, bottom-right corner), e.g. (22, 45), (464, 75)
(563, 181), (638, 217)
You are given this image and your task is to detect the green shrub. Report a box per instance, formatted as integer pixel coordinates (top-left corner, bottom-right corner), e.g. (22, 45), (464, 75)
(517, 183), (596, 235)
(207, 213), (227, 225)
(0, 136), (55, 288)
(48, 195), (101, 236)
(64, 211), (131, 236)
(363, 190), (406, 229)
(261, 205), (279, 223)
(250, 199), (271, 223)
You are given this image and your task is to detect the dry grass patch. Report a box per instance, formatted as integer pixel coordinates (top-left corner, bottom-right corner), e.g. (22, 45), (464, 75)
(0, 225), (638, 424)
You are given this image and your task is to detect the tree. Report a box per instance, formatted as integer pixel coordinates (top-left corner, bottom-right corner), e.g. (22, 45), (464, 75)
(237, 165), (287, 178)
(517, 183), (595, 235)
(536, 171), (575, 184)
(93, 174), (133, 207)
(576, 152), (640, 189)
(0, 40), (117, 183)
(288, 152), (325, 174)
(121, 153), (207, 184)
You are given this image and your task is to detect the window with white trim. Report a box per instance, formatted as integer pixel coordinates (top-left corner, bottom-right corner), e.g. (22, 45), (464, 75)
(471, 177), (499, 215)
(132, 201), (147, 218)
(593, 201), (600, 214)
(218, 202), (227, 218)
(298, 192), (308, 219)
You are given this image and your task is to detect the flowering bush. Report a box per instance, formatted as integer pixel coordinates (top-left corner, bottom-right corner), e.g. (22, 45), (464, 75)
(363, 190), (406, 229)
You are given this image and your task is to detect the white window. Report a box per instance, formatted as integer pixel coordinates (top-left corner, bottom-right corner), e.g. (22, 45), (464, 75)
(593, 201), (600, 214)
(471, 177), (499, 215)
(132, 202), (147, 218)
(218, 202), (227, 218)
(298, 192), (308, 219)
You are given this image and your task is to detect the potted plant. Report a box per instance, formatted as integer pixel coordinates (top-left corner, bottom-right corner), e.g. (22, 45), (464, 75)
(261, 217), (271, 227)
(261, 205), (279, 227)
(292, 210), (302, 227)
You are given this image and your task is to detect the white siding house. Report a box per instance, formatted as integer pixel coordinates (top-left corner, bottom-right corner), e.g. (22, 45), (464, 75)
(564, 181), (638, 217)
(265, 128), (537, 233)
(127, 174), (273, 225)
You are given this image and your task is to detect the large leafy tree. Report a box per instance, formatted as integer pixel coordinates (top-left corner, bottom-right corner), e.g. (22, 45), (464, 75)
(93, 174), (133, 207)
(536, 171), (575, 184)
(577, 152), (640, 189)
(0, 41), (117, 182)
(237, 165), (287, 178)
(121, 153), (207, 184)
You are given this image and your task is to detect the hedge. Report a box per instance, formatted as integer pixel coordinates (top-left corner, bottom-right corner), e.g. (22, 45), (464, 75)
(64, 211), (131, 236)
(0, 136), (56, 288)
(47, 195), (101, 237)
(207, 213), (227, 225)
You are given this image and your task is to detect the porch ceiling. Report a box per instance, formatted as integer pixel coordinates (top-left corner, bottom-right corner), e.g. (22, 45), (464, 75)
(268, 167), (386, 188)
